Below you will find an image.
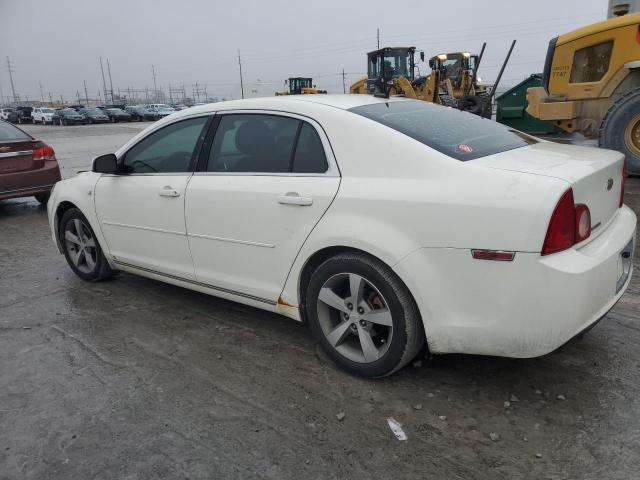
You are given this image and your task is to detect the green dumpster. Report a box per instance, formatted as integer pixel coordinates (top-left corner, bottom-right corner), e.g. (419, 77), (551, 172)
(496, 74), (562, 135)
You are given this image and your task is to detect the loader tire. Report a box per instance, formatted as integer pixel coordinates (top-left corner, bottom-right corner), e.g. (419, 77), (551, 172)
(600, 87), (640, 176)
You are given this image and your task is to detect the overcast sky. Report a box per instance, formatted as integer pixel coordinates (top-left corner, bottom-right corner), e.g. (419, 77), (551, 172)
(0, 0), (607, 103)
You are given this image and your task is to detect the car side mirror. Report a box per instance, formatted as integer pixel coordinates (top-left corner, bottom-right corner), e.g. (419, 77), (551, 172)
(420, 51), (425, 62)
(92, 153), (119, 173)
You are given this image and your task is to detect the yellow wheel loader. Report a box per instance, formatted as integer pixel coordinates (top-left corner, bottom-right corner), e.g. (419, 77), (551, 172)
(526, 12), (640, 174)
(275, 77), (327, 96)
(349, 45), (510, 117)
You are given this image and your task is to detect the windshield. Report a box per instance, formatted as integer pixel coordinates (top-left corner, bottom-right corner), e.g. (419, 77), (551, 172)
(349, 100), (537, 161)
(369, 49), (412, 79)
(41, 108), (55, 113)
(0, 121), (31, 141)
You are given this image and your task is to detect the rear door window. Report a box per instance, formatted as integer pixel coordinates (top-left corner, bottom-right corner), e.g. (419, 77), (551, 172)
(349, 100), (537, 161)
(292, 123), (328, 173)
(208, 114), (312, 173)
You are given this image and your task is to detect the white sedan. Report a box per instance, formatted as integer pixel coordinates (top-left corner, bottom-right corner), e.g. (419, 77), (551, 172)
(47, 95), (636, 377)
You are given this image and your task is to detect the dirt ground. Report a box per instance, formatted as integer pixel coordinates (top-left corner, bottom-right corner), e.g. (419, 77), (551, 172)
(1, 123), (639, 480)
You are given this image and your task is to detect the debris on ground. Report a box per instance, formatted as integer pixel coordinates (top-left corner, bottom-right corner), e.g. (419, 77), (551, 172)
(535, 453), (543, 458)
(387, 418), (408, 441)
(336, 412), (346, 421)
(510, 395), (519, 402)
(504, 401), (511, 408)
(557, 394), (566, 401)
(438, 415), (447, 421)
(489, 432), (500, 442)
(427, 392), (435, 398)
(413, 404), (423, 410)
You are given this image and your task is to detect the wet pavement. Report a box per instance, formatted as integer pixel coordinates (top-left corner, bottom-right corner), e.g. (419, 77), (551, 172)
(1, 123), (639, 480)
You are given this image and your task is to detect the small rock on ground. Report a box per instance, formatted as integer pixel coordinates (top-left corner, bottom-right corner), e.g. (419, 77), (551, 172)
(336, 412), (346, 421)
(489, 432), (500, 442)
(414, 404), (423, 410)
(557, 394), (566, 401)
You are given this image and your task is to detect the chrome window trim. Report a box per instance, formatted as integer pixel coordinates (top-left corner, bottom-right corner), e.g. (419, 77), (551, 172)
(201, 109), (340, 178)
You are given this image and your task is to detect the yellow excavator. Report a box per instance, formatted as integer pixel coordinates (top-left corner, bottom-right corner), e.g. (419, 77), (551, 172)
(275, 77), (327, 95)
(526, 12), (640, 174)
(349, 44), (509, 117)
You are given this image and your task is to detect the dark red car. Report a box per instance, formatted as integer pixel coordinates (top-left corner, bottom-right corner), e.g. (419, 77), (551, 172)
(0, 120), (62, 204)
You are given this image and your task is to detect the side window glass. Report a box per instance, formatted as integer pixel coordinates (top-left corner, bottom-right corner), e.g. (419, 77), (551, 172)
(569, 41), (613, 83)
(292, 123), (328, 173)
(208, 114), (300, 173)
(123, 116), (208, 173)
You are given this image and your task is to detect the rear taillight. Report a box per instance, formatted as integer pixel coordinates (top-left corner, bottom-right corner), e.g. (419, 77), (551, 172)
(620, 159), (627, 208)
(33, 144), (56, 161)
(541, 188), (591, 255)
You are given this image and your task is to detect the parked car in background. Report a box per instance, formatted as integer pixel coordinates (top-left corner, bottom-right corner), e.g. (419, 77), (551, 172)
(0, 120), (61, 204)
(0, 108), (14, 121)
(46, 95), (635, 377)
(145, 104), (175, 118)
(16, 107), (33, 124)
(32, 107), (58, 125)
(171, 104), (188, 111)
(78, 107), (110, 124)
(102, 108), (132, 122)
(125, 105), (156, 121)
(55, 108), (87, 126)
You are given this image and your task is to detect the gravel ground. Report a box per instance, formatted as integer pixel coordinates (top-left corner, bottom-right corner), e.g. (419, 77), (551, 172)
(1, 122), (639, 480)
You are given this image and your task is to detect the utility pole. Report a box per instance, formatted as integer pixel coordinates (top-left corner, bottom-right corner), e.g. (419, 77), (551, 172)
(377, 28), (380, 49)
(151, 65), (158, 102)
(39, 81), (45, 103)
(106, 58), (114, 104)
(342, 69), (346, 94)
(59, 94), (64, 105)
(237, 50), (244, 99)
(99, 57), (108, 104)
(6, 56), (17, 104)
(84, 80), (89, 105)
(48, 92), (53, 105)
(76, 90), (81, 104)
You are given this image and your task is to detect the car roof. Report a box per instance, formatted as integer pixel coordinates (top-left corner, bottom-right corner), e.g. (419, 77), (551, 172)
(172, 94), (405, 119)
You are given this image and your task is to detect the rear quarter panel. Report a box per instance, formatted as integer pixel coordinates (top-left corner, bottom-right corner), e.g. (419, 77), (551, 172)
(279, 110), (568, 307)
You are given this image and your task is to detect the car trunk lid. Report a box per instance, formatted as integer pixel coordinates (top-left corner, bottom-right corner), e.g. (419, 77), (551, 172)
(0, 140), (43, 174)
(473, 142), (624, 236)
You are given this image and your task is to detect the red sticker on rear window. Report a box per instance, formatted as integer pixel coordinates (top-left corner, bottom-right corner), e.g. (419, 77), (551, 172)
(457, 144), (473, 153)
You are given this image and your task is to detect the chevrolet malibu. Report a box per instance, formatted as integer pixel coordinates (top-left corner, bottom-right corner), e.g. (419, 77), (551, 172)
(47, 95), (636, 377)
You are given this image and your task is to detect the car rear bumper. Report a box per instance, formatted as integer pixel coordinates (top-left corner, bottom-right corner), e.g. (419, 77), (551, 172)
(0, 160), (62, 200)
(394, 205), (637, 358)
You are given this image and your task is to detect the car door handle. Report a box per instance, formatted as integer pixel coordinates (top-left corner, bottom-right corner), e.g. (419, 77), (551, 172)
(159, 186), (180, 197)
(277, 192), (313, 206)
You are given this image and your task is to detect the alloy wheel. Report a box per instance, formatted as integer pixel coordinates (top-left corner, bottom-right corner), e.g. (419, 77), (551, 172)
(64, 218), (98, 274)
(316, 273), (393, 363)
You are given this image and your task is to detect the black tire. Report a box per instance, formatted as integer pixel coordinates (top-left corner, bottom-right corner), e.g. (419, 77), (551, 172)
(59, 208), (115, 282)
(600, 87), (640, 175)
(305, 252), (424, 378)
(62, 119), (68, 126)
(34, 192), (50, 204)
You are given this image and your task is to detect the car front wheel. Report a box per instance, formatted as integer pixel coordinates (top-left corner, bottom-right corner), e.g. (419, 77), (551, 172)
(305, 252), (424, 377)
(60, 208), (115, 282)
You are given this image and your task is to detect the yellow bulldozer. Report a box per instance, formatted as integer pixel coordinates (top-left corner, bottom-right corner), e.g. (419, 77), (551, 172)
(275, 77), (327, 96)
(349, 45), (504, 117)
(526, 12), (640, 174)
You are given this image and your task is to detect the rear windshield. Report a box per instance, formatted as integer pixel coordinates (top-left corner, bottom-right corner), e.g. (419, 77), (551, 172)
(0, 121), (31, 141)
(348, 100), (537, 161)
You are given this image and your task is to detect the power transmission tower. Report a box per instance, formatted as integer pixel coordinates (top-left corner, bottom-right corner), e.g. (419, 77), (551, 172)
(151, 65), (158, 101)
(342, 69), (346, 93)
(48, 92), (53, 105)
(76, 90), (81, 104)
(84, 80), (89, 105)
(237, 50), (244, 99)
(377, 28), (380, 49)
(106, 58), (114, 103)
(0, 77), (4, 105)
(6, 56), (17, 104)
(39, 81), (45, 103)
(99, 57), (108, 104)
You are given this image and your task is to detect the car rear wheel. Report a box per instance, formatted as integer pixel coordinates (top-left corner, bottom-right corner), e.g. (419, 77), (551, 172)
(60, 208), (115, 282)
(34, 192), (50, 204)
(305, 252), (424, 377)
